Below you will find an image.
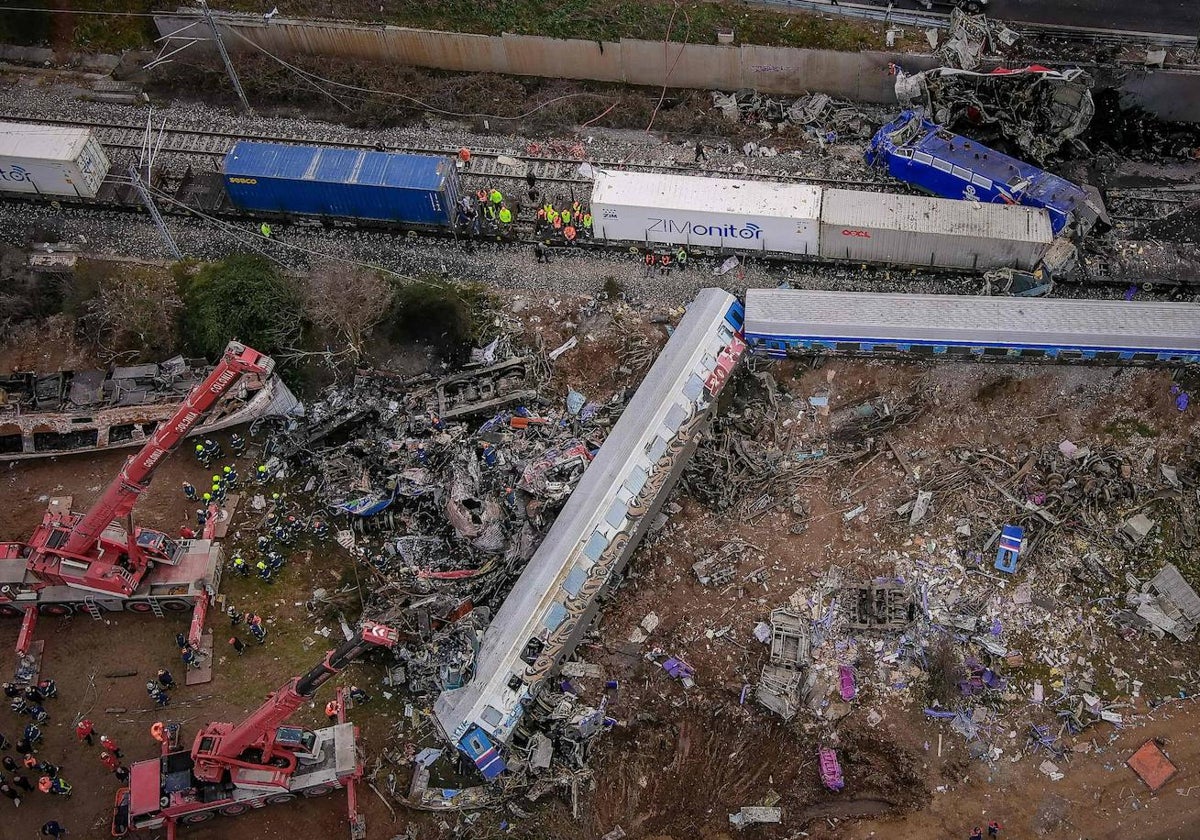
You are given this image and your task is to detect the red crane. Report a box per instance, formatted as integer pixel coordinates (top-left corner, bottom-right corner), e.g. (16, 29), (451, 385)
(114, 621), (399, 838)
(19, 341), (273, 597)
(192, 621), (398, 782)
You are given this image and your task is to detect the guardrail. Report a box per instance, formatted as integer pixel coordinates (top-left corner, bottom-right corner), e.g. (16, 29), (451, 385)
(756, 0), (1198, 50)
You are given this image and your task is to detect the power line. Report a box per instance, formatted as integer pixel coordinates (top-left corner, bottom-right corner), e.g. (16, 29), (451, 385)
(2, 6), (162, 16)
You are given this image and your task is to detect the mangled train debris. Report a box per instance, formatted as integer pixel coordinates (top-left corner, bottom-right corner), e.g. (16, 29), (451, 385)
(0, 354), (299, 460)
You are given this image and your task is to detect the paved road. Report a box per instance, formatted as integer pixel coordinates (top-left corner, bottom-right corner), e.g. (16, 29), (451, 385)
(870, 0), (1200, 35)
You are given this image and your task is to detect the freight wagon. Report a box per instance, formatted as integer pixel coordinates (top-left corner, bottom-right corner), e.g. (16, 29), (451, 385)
(866, 110), (1106, 236)
(818, 188), (1053, 272)
(223, 142), (460, 228)
(590, 169), (822, 254)
(0, 122), (110, 199)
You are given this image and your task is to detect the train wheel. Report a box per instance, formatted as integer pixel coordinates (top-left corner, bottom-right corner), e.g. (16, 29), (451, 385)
(0, 604), (24, 618)
(38, 603), (74, 616)
(160, 599), (191, 612)
(218, 803), (249, 817)
(266, 793), (297, 805)
(126, 602), (154, 613)
(181, 811), (215, 824)
(301, 785), (333, 797)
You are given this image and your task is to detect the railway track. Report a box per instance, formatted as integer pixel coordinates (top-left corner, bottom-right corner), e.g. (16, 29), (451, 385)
(0, 112), (898, 191)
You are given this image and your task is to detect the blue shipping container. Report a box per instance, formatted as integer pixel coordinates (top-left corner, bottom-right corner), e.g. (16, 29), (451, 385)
(223, 141), (458, 227)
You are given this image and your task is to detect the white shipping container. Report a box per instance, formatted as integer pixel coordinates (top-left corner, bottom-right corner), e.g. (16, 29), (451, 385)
(0, 122), (111, 199)
(590, 169), (821, 255)
(818, 189), (1053, 272)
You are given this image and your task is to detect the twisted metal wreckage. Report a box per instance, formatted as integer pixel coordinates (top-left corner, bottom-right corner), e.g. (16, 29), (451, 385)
(259, 290), (747, 810)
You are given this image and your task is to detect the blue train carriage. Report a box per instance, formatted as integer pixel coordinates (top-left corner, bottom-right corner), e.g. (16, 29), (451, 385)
(742, 288), (1200, 365)
(222, 141), (460, 229)
(866, 110), (1107, 237)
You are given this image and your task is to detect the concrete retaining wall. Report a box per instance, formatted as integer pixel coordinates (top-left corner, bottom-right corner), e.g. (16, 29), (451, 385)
(153, 12), (1200, 121)
(153, 12), (934, 105)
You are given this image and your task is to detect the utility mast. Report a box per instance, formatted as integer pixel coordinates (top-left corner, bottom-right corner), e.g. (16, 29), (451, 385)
(198, 0), (253, 115)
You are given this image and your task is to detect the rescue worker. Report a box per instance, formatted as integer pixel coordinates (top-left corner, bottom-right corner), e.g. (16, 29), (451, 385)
(249, 622), (268, 644)
(348, 686), (371, 705)
(75, 718), (94, 746)
(178, 525), (196, 540)
(29, 704), (49, 724)
(100, 751), (120, 773)
(987, 822), (1002, 838)
(203, 438), (222, 459)
(24, 723), (42, 745)
(196, 508), (208, 529)
(36, 680), (56, 700)
(498, 204), (513, 239)
(676, 246), (688, 271)
(229, 636), (246, 655)
(1, 682), (19, 698)
(194, 442), (208, 465)
(489, 188), (503, 206)
(11, 773), (32, 792)
(49, 776), (72, 797)
(201, 492), (212, 507)
(256, 464), (269, 484)
(695, 142), (707, 162)
(260, 222), (272, 238)
(534, 241), (549, 264)
(256, 535), (271, 551)
(478, 441), (498, 467)
(150, 722), (167, 744)
(312, 519), (329, 539)
(563, 224), (577, 244)
(227, 605), (243, 626)
(535, 205), (547, 234)
(181, 647), (199, 669)
(41, 822), (68, 839)
(231, 553), (247, 576)
(182, 481), (196, 501)
(287, 515), (303, 536)
(114, 765), (130, 783)
(581, 211), (592, 236)
(325, 699), (339, 723)
(256, 559), (272, 583)
(644, 250), (656, 277)
(969, 828), (983, 840)
(229, 433), (246, 454)
(0, 779), (21, 806)
(659, 252), (673, 275)
(156, 669), (175, 691)
(223, 464), (238, 488)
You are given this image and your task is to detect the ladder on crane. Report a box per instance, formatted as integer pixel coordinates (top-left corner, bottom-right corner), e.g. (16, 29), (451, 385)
(83, 596), (103, 621)
(147, 597), (165, 618)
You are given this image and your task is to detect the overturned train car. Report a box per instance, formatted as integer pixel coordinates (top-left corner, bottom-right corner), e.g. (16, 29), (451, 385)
(433, 289), (747, 776)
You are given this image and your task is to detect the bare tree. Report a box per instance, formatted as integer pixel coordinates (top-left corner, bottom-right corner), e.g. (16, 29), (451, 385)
(300, 262), (394, 363)
(87, 264), (183, 359)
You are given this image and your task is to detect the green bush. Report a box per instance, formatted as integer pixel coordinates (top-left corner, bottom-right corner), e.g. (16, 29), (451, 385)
(180, 254), (303, 359)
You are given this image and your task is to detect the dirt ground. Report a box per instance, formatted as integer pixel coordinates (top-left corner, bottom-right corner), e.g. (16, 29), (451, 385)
(2, 318), (1199, 840)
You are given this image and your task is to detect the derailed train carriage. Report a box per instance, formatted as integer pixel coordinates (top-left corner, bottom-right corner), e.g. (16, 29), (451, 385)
(433, 289), (746, 776)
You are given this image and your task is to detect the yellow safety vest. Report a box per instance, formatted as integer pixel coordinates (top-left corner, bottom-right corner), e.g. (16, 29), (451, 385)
(499, 207), (512, 223)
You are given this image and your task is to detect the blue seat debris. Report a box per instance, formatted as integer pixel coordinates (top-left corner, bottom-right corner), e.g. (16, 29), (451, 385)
(994, 525), (1024, 573)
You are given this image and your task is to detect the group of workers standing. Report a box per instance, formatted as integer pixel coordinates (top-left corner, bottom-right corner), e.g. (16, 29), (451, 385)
(642, 245), (691, 276)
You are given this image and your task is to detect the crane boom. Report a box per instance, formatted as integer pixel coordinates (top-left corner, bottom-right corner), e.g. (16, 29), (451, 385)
(62, 341), (273, 556)
(191, 621), (398, 783)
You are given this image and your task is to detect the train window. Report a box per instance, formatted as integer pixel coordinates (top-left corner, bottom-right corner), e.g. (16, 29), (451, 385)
(1132, 352), (1158, 362)
(932, 158), (953, 173)
(665, 403), (689, 432)
(911, 344), (934, 356)
(481, 706), (503, 727)
(543, 602), (567, 632)
(605, 498), (628, 529)
(1098, 351), (1122, 362)
(646, 436), (668, 461)
(583, 530), (609, 562)
(983, 347), (1008, 356)
(1022, 349), (1046, 358)
(947, 345), (972, 356)
(951, 165), (971, 181)
(563, 563), (588, 597)
(835, 341), (859, 352)
(683, 374), (705, 401)
(623, 466), (648, 496)
(1058, 350), (1082, 360)
(914, 152), (934, 165)
(972, 174), (992, 189)
(897, 149), (914, 158)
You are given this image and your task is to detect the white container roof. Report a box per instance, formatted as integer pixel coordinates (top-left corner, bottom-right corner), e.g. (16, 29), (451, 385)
(593, 169), (822, 219)
(0, 122), (93, 162)
(821, 188), (1053, 244)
